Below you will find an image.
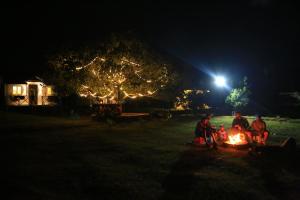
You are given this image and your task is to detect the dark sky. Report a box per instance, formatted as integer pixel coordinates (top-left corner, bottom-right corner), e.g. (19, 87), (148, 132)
(1, 1), (300, 105)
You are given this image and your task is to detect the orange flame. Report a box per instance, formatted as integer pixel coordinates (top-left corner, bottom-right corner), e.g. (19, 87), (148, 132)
(227, 133), (247, 145)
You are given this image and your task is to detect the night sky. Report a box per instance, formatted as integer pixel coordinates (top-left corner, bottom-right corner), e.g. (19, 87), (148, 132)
(1, 1), (300, 108)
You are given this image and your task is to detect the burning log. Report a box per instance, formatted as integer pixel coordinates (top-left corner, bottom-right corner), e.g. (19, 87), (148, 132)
(227, 132), (248, 145)
(223, 130), (249, 149)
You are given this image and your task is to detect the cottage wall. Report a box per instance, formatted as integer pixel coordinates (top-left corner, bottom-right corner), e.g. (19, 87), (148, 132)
(5, 84), (29, 106)
(42, 85), (56, 105)
(4, 82), (56, 106)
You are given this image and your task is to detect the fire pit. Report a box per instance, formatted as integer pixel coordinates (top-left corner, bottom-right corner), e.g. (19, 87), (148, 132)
(223, 132), (249, 149)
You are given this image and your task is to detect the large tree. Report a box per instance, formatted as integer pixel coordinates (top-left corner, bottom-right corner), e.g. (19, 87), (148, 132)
(47, 35), (177, 104)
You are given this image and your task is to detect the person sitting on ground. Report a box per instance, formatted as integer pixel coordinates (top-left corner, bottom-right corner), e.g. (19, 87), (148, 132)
(231, 111), (252, 142)
(232, 112), (250, 130)
(194, 114), (216, 146)
(217, 124), (228, 141)
(251, 114), (269, 145)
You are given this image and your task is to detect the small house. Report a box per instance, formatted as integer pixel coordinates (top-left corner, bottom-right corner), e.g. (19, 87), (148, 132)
(4, 79), (56, 106)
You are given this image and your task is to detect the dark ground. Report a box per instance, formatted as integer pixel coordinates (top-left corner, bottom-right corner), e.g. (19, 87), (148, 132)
(1, 112), (300, 200)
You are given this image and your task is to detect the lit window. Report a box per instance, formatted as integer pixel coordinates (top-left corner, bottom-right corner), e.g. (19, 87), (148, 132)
(12, 86), (22, 95)
(18, 87), (21, 94)
(47, 87), (52, 95)
(13, 86), (17, 94)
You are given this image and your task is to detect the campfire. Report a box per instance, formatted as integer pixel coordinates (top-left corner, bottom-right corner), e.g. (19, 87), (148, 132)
(224, 132), (248, 147)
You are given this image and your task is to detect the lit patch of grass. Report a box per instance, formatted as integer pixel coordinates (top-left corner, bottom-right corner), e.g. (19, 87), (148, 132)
(1, 112), (300, 200)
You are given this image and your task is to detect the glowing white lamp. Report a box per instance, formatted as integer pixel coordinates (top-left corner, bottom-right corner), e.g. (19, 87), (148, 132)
(214, 76), (226, 87)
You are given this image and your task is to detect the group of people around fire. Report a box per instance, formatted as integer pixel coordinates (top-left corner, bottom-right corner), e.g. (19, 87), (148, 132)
(194, 112), (269, 147)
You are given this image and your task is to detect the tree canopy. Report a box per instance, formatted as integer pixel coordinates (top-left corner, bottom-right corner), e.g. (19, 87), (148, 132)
(47, 34), (177, 104)
(225, 77), (251, 110)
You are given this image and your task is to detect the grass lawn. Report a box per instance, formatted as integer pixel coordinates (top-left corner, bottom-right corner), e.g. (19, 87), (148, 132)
(1, 111), (300, 200)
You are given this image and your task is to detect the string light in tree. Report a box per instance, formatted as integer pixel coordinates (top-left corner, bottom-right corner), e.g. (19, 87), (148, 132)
(76, 56), (169, 103)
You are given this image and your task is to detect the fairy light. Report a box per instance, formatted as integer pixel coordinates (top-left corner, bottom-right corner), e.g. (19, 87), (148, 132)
(121, 58), (140, 66)
(76, 56), (105, 71)
(76, 56), (169, 103)
(109, 96), (115, 101)
(147, 90), (154, 95)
